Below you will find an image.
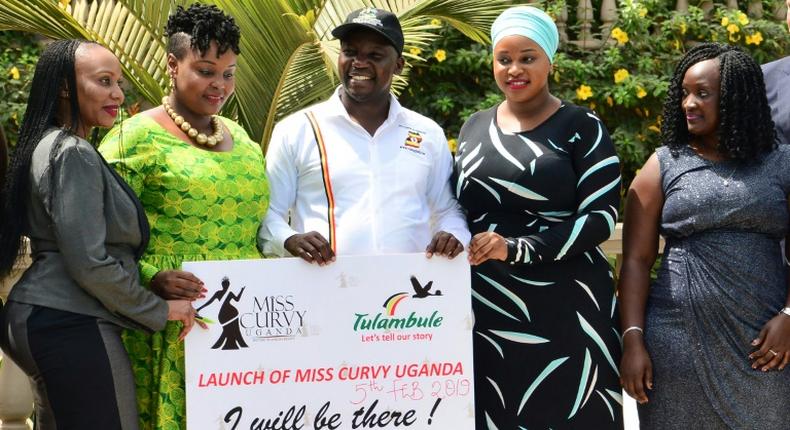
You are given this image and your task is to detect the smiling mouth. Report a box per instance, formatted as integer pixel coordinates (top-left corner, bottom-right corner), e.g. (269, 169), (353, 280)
(350, 75), (373, 81)
(206, 95), (224, 104)
(507, 80), (529, 88)
(103, 106), (119, 117)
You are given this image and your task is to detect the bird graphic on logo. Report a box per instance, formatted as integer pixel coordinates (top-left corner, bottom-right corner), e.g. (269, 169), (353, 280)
(381, 275), (442, 316)
(410, 275), (441, 298)
(404, 131), (423, 149)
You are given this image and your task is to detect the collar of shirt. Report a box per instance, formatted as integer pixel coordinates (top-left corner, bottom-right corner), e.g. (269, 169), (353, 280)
(321, 86), (406, 132)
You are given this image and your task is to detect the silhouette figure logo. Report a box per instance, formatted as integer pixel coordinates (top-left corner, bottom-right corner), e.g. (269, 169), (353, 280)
(196, 277), (248, 350)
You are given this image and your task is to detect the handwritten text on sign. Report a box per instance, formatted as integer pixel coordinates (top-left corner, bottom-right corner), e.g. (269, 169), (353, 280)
(184, 254), (474, 429)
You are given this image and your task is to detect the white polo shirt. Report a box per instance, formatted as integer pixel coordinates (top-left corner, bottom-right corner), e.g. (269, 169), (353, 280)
(259, 88), (471, 257)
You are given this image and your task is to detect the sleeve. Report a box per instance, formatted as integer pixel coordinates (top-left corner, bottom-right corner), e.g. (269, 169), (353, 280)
(48, 143), (168, 331)
(505, 110), (621, 264)
(225, 117), (271, 231)
(258, 119), (301, 257)
(98, 122), (161, 286)
(427, 126), (472, 245)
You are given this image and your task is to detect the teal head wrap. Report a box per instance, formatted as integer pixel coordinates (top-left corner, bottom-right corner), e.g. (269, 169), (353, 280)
(491, 6), (559, 63)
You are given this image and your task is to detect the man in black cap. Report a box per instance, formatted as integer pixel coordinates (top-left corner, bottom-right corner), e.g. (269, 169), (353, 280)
(260, 7), (470, 265)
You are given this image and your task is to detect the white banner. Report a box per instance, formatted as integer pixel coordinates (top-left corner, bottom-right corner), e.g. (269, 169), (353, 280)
(184, 253), (474, 429)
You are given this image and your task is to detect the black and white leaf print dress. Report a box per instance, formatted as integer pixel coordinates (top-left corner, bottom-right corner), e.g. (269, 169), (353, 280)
(453, 103), (623, 429)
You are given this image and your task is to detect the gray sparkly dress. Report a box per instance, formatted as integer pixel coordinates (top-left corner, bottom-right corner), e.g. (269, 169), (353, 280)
(639, 145), (790, 429)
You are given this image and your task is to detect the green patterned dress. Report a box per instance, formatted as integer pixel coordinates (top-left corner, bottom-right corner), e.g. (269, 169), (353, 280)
(99, 114), (269, 430)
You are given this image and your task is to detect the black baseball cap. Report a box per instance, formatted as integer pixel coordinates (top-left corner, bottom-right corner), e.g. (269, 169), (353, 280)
(331, 7), (404, 55)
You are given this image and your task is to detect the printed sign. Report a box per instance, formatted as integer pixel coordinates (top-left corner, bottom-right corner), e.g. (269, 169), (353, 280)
(184, 254), (474, 429)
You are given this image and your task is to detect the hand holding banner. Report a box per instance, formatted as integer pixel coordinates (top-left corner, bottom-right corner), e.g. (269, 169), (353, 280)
(184, 253), (474, 429)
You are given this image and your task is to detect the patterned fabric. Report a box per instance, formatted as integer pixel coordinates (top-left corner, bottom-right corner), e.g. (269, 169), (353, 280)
(639, 145), (790, 429)
(99, 114), (269, 430)
(453, 103), (623, 429)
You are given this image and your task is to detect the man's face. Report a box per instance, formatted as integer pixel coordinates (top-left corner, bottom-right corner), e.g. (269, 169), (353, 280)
(338, 29), (404, 104)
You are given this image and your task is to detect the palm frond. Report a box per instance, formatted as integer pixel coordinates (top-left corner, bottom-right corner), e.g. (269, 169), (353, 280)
(0, 0), (172, 104)
(1, 0), (505, 150)
(212, 0), (329, 146)
(402, 0), (510, 44)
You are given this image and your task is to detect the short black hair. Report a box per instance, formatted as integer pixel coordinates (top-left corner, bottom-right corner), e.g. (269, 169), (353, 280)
(662, 43), (776, 162)
(165, 3), (241, 59)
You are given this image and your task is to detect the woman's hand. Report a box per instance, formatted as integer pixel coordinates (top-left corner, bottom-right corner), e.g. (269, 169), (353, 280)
(151, 270), (205, 300)
(620, 334), (653, 404)
(166, 300), (207, 341)
(467, 232), (508, 265)
(749, 313), (790, 371)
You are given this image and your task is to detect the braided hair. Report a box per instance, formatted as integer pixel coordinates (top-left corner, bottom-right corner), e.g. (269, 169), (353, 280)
(662, 42), (776, 162)
(0, 39), (91, 276)
(165, 3), (241, 59)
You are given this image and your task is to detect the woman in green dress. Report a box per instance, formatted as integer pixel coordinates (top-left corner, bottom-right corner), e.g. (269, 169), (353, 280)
(99, 4), (269, 429)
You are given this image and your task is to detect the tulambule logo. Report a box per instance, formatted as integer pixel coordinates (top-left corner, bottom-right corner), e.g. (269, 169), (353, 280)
(353, 275), (444, 331)
(198, 277), (306, 350)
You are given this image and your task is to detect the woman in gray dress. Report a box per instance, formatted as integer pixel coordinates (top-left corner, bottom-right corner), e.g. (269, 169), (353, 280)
(0, 40), (200, 429)
(619, 43), (790, 429)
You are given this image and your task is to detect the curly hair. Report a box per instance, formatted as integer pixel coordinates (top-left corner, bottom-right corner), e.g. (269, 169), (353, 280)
(661, 42), (776, 162)
(0, 39), (91, 276)
(165, 3), (241, 59)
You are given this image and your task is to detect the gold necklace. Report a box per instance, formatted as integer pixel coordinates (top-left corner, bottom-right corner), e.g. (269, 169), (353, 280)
(161, 96), (223, 147)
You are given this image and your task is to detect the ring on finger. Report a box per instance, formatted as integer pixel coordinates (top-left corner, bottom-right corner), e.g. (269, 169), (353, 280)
(769, 349), (779, 356)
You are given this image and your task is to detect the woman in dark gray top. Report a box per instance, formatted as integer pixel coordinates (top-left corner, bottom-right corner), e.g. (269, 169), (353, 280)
(0, 40), (199, 430)
(619, 43), (790, 429)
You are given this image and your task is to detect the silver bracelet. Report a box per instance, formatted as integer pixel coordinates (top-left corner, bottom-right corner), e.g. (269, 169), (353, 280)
(621, 326), (644, 340)
(780, 307), (790, 317)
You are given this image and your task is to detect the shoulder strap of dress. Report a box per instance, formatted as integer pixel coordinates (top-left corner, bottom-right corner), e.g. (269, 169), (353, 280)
(304, 111), (337, 254)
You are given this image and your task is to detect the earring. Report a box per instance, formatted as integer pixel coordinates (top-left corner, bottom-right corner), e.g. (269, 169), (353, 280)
(169, 75), (176, 93)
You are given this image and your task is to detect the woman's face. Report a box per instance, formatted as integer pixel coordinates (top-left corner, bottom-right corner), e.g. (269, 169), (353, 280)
(681, 58), (721, 141)
(73, 44), (124, 136)
(493, 35), (551, 103)
(169, 41), (236, 116)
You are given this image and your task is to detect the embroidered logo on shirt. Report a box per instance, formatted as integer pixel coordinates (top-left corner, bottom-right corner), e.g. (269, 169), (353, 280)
(404, 131), (423, 149)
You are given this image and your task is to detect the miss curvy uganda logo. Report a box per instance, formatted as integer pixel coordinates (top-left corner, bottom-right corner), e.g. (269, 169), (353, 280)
(353, 275), (444, 332)
(198, 277), (306, 350)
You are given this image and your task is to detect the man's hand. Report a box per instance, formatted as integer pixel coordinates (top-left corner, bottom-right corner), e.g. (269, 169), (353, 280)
(285, 231), (336, 265)
(425, 231), (464, 259)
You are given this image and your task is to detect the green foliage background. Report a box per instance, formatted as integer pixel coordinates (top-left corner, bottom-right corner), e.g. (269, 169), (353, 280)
(0, 31), (42, 148)
(1, 0), (788, 190)
(401, 0), (789, 190)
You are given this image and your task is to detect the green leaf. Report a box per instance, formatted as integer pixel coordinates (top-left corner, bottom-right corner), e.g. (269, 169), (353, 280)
(0, 0), (508, 150)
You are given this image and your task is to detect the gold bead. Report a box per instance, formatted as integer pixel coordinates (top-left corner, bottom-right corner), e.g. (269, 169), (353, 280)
(174, 116), (184, 126)
(196, 134), (208, 144)
(187, 128), (199, 138)
(206, 136), (217, 146)
(181, 122), (191, 132)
